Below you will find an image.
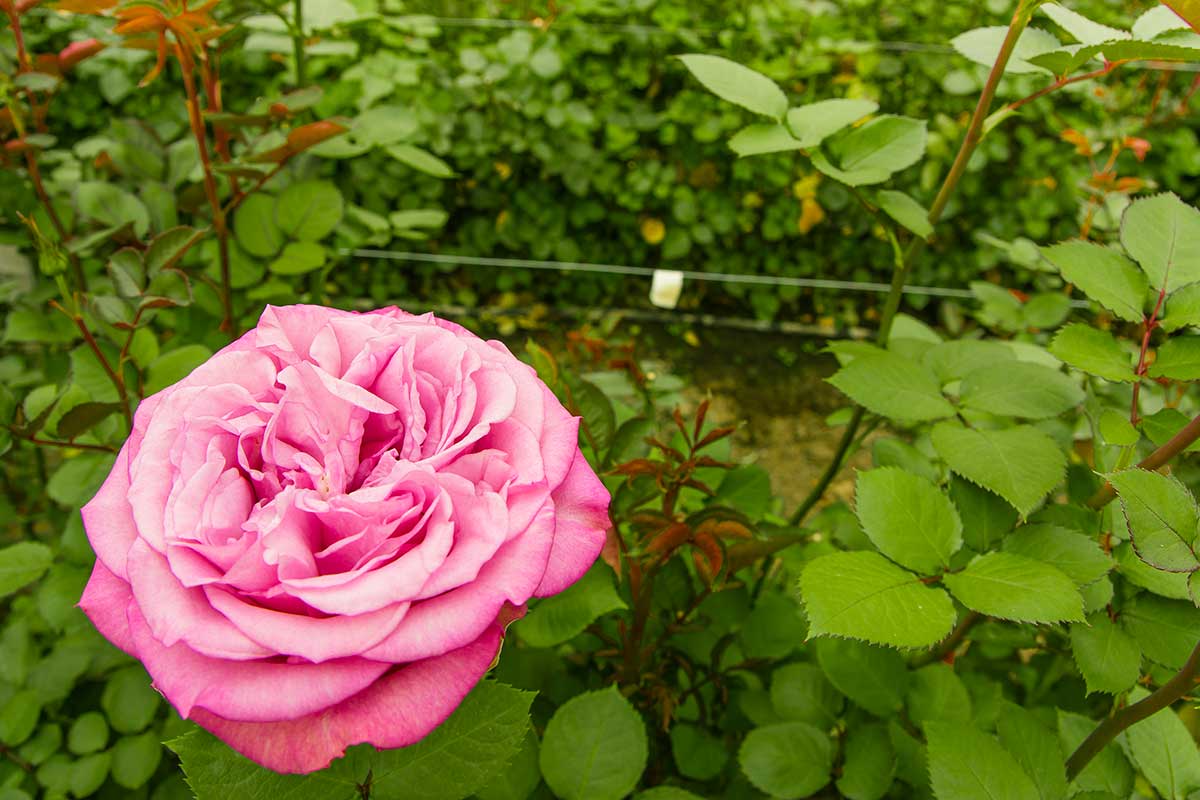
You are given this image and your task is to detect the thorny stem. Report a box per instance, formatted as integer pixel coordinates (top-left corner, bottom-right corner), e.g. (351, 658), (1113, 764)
(788, 2), (1035, 526)
(52, 301), (132, 429)
(1088, 409), (1200, 507)
(1007, 62), (1124, 114)
(1065, 640), (1200, 780)
(1130, 288), (1167, 426)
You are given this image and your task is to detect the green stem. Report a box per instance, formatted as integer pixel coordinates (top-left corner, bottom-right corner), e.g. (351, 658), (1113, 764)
(1088, 409), (1200, 508)
(1065, 639), (1200, 780)
(787, 3), (1033, 526)
(293, 0), (307, 87)
(54, 302), (132, 430)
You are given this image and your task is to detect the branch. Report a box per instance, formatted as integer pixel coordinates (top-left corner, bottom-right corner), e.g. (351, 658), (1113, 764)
(1065, 639), (1200, 780)
(912, 611), (982, 668)
(1087, 410), (1200, 508)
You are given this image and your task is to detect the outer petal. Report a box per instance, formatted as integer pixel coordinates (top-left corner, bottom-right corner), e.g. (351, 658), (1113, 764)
(191, 625), (503, 774)
(80, 446), (137, 579)
(127, 605), (390, 722)
(534, 450), (610, 597)
(78, 560), (137, 657)
(364, 504), (553, 662)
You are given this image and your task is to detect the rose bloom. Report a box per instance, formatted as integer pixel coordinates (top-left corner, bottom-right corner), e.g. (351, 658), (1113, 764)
(79, 305), (610, 773)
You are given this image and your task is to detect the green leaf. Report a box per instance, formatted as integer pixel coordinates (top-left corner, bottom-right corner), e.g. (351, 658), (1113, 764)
(738, 722), (832, 799)
(1115, 542), (1192, 599)
(110, 731), (163, 790)
(932, 423), (1066, 517)
(384, 144), (456, 178)
(1161, 282), (1200, 332)
(269, 241), (327, 275)
(475, 728), (539, 800)
(669, 725), (728, 781)
(836, 723), (895, 800)
(785, 98), (879, 147)
(996, 703), (1068, 800)
(814, 638), (910, 717)
(47, 452), (114, 508)
(540, 687), (647, 800)
(926, 722), (1040, 800)
(571, 379), (616, 455)
(739, 589), (808, 660)
(145, 226), (203, 273)
(56, 401), (121, 441)
(769, 663), (843, 729)
(877, 190), (933, 238)
(1040, 3), (1130, 44)
(145, 345), (213, 395)
(951, 26), (1062, 73)
(1099, 408), (1140, 446)
(1023, 292), (1073, 329)
(515, 562), (625, 647)
(0, 542), (53, 599)
(1049, 325), (1137, 382)
(275, 180), (344, 241)
(1107, 468), (1200, 572)
(1058, 710), (1134, 797)
(813, 116), (927, 186)
(1121, 193), (1200, 294)
(167, 730), (353, 800)
(69, 751), (111, 798)
(67, 712), (108, 755)
(729, 123), (805, 157)
(312, 106), (418, 157)
(959, 361), (1084, 419)
(872, 438), (940, 483)
(1002, 524), (1112, 586)
(906, 664), (972, 729)
(102, 666), (161, 734)
(827, 353), (956, 422)
(855, 467), (963, 574)
(635, 790), (704, 800)
(390, 209), (449, 234)
(15, 71), (60, 91)
(949, 477), (1018, 551)
(944, 552), (1084, 623)
(1039, 241), (1147, 322)
(1148, 335), (1200, 381)
(0, 690), (41, 745)
(1121, 688), (1200, 800)
(801, 551), (955, 649)
(677, 54), (787, 119)
(1120, 595), (1200, 668)
(1070, 613), (1142, 695)
(76, 182), (150, 239)
(234, 194), (285, 258)
(922, 341), (1018, 384)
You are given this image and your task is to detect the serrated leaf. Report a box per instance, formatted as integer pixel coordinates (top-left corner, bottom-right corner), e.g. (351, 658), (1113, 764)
(1161, 282), (1200, 331)
(872, 438), (940, 483)
(996, 703), (1068, 800)
(813, 116), (927, 186)
(1049, 325), (1137, 382)
(1099, 408), (1140, 446)
(1039, 241), (1147, 322)
(944, 552), (1084, 623)
(1115, 542), (1192, 599)
(1058, 710), (1134, 797)
(932, 423), (1066, 517)
(1134, 6), (1191, 39)
(1107, 468), (1200, 572)
(800, 551), (955, 649)
(514, 563), (625, 647)
(1121, 687), (1200, 800)
(0, 543), (53, 599)
(950, 477), (1018, 551)
(836, 723), (895, 800)
(1070, 613), (1142, 694)
(951, 26), (1062, 73)
(877, 190), (933, 238)
(827, 353), (955, 422)
(814, 638), (909, 717)
(1120, 594), (1200, 668)
(677, 54), (787, 119)
(1003, 524), (1112, 586)
(540, 687), (647, 800)
(926, 722), (1040, 800)
(738, 722), (832, 799)
(1040, 4), (1130, 44)
(922, 340), (1017, 384)
(959, 361), (1083, 419)
(1149, 335), (1200, 381)
(1121, 193), (1200, 294)
(907, 664), (971, 730)
(855, 467), (962, 574)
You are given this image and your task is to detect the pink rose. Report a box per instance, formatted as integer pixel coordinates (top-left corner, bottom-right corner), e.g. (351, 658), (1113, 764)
(78, 305), (610, 773)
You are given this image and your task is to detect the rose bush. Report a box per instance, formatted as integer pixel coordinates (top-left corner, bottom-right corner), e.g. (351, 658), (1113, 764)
(76, 304), (610, 774)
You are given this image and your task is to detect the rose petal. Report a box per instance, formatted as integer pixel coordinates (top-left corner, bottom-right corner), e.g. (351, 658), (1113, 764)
(80, 445), (137, 579)
(535, 450), (611, 597)
(78, 560), (137, 656)
(190, 625), (502, 773)
(127, 604), (390, 722)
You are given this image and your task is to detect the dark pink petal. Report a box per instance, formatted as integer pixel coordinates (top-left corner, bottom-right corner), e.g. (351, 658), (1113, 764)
(127, 605), (390, 722)
(78, 560), (137, 656)
(191, 625), (502, 774)
(535, 450), (611, 597)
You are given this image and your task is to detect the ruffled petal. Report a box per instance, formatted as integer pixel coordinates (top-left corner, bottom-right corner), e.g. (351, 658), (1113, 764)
(190, 625), (502, 774)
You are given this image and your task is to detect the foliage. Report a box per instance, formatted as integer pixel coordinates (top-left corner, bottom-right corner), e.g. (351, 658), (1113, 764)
(2, 0), (1200, 799)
